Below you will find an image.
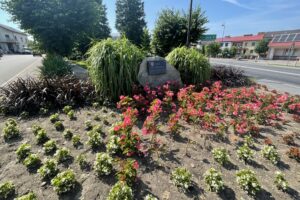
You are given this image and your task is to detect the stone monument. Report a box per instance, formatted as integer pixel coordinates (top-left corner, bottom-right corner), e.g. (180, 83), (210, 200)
(137, 56), (182, 87)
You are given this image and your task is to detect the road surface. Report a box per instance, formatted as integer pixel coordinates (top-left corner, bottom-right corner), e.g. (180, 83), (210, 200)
(0, 55), (42, 86)
(210, 58), (300, 95)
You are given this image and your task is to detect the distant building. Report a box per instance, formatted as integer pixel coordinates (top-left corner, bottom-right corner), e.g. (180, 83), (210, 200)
(259, 29), (300, 41)
(216, 34), (264, 58)
(0, 24), (28, 53)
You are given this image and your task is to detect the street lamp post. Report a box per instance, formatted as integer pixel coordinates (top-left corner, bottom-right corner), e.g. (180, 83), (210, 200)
(186, 0), (193, 47)
(221, 23), (225, 43)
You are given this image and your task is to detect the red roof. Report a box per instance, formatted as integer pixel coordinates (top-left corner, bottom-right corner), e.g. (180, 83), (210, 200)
(216, 34), (264, 43)
(269, 42), (300, 48)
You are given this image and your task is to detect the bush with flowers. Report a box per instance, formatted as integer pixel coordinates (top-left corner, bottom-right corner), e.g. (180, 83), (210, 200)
(261, 145), (280, 165)
(274, 171), (288, 191)
(236, 169), (261, 196)
(107, 181), (133, 200)
(170, 167), (192, 191)
(94, 153), (113, 176)
(117, 159), (139, 186)
(203, 168), (224, 193)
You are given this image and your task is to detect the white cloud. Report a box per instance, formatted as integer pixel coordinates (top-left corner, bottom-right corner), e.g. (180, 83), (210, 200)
(222, 0), (255, 10)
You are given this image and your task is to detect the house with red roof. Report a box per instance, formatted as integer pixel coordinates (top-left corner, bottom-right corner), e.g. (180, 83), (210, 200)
(216, 34), (264, 58)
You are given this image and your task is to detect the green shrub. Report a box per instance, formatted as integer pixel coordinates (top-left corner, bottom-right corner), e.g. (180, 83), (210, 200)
(54, 121), (64, 131)
(237, 145), (254, 162)
(51, 170), (76, 194)
(203, 168), (224, 193)
(274, 171), (288, 191)
(236, 169), (261, 196)
(84, 120), (93, 130)
(62, 105), (72, 114)
(31, 124), (43, 136)
(16, 192), (37, 200)
(36, 129), (49, 144)
(0, 181), (15, 199)
(106, 135), (120, 154)
(72, 135), (81, 147)
(2, 118), (20, 141)
(107, 181), (133, 200)
(244, 135), (254, 147)
(50, 113), (60, 123)
(87, 38), (144, 100)
(76, 154), (89, 170)
(63, 129), (73, 140)
(117, 159), (138, 186)
(23, 154), (41, 169)
(145, 194), (158, 200)
(261, 145), (280, 165)
(94, 153), (113, 176)
(87, 129), (102, 149)
(16, 143), (31, 161)
(55, 148), (72, 163)
(212, 148), (230, 166)
(40, 54), (71, 78)
(166, 47), (211, 85)
(170, 167), (192, 191)
(67, 110), (76, 120)
(38, 159), (59, 180)
(43, 140), (57, 154)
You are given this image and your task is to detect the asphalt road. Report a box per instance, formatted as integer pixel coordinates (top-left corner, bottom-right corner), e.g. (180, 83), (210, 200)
(210, 58), (300, 95)
(0, 55), (42, 86)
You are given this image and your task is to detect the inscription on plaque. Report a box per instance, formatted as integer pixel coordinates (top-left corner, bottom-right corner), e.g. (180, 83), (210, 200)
(147, 60), (167, 75)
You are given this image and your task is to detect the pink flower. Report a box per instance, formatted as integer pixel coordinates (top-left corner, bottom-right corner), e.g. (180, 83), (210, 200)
(133, 161), (139, 170)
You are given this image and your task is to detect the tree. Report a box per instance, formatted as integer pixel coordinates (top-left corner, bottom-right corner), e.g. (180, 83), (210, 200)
(152, 7), (208, 57)
(115, 0), (146, 46)
(2, 0), (103, 56)
(140, 28), (151, 53)
(229, 46), (237, 58)
(206, 42), (221, 57)
(222, 48), (230, 58)
(255, 39), (269, 57)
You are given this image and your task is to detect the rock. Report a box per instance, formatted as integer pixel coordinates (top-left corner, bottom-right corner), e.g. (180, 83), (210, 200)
(138, 57), (182, 87)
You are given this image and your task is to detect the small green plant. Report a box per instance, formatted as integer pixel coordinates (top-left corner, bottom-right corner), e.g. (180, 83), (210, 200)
(203, 168), (224, 193)
(15, 191), (37, 200)
(43, 140), (57, 154)
(23, 154), (41, 169)
(63, 129), (73, 140)
(92, 102), (100, 109)
(36, 129), (49, 144)
(94, 114), (101, 121)
(261, 145), (280, 165)
(237, 145), (254, 162)
(76, 154), (89, 170)
(244, 135), (254, 147)
(144, 194), (158, 200)
(72, 135), (81, 147)
(0, 181), (15, 199)
(87, 129), (102, 149)
(40, 54), (71, 78)
(274, 171), (288, 191)
(236, 169), (261, 196)
(2, 118), (20, 141)
(117, 159), (139, 186)
(107, 181), (133, 200)
(38, 159), (59, 180)
(31, 124), (43, 136)
(94, 153), (113, 176)
(39, 107), (49, 115)
(212, 147), (230, 166)
(63, 106), (72, 114)
(19, 111), (29, 119)
(54, 121), (64, 131)
(170, 167), (192, 191)
(67, 110), (76, 120)
(51, 170), (76, 194)
(50, 113), (60, 123)
(55, 148), (72, 163)
(85, 120), (93, 130)
(16, 143), (31, 161)
(106, 135), (120, 154)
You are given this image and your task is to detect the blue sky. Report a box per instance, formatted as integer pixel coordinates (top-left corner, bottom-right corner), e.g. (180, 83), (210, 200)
(1, 0), (300, 37)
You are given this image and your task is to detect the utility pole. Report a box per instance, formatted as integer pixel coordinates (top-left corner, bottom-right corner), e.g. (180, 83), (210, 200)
(186, 0), (193, 47)
(221, 23), (226, 43)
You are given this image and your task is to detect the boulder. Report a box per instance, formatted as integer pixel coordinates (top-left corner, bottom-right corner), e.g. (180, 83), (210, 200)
(137, 56), (182, 87)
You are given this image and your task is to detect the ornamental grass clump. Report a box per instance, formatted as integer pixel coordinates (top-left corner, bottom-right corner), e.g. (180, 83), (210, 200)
(16, 143), (31, 161)
(51, 170), (76, 194)
(212, 148), (230, 166)
(170, 167), (192, 191)
(261, 145), (280, 165)
(2, 118), (20, 141)
(94, 153), (113, 176)
(38, 159), (59, 180)
(107, 181), (133, 200)
(166, 46), (211, 85)
(236, 169), (261, 196)
(0, 181), (15, 199)
(237, 145), (254, 162)
(203, 168), (224, 193)
(274, 171), (288, 191)
(87, 38), (144, 100)
(16, 191), (37, 200)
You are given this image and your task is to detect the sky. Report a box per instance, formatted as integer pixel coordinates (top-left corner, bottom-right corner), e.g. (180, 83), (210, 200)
(1, 0), (300, 38)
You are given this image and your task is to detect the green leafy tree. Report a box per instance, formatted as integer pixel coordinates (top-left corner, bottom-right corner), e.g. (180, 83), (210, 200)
(222, 48), (230, 58)
(206, 42), (221, 57)
(152, 7), (208, 56)
(2, 0), (103, 56)
(140, 28), (151, 53)
(115, 0), (146, 45)
(255, 39), (269, 57)
(229, 46), (237, 57)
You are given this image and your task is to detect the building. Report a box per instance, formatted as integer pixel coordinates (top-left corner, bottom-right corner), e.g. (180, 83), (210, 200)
(0, 24), (28, 53)
(259, 29), (300, 41)
(267, 32), (300, 60)
(216, 34), (264, 58)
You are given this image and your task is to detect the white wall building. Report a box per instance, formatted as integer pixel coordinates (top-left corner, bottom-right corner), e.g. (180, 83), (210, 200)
(0, 24), (28, 53)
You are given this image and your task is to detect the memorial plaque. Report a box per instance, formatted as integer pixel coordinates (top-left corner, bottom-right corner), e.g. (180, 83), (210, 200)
(147, 60), (167, 75)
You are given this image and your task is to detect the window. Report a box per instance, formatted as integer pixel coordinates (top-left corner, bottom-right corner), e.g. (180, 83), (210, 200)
(244, 42), (248, 46)
(14, 36), (17, 40)
(5, 34), (10, 39)
(252, 42), (256, 46)
(225, 43), (228, 47)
